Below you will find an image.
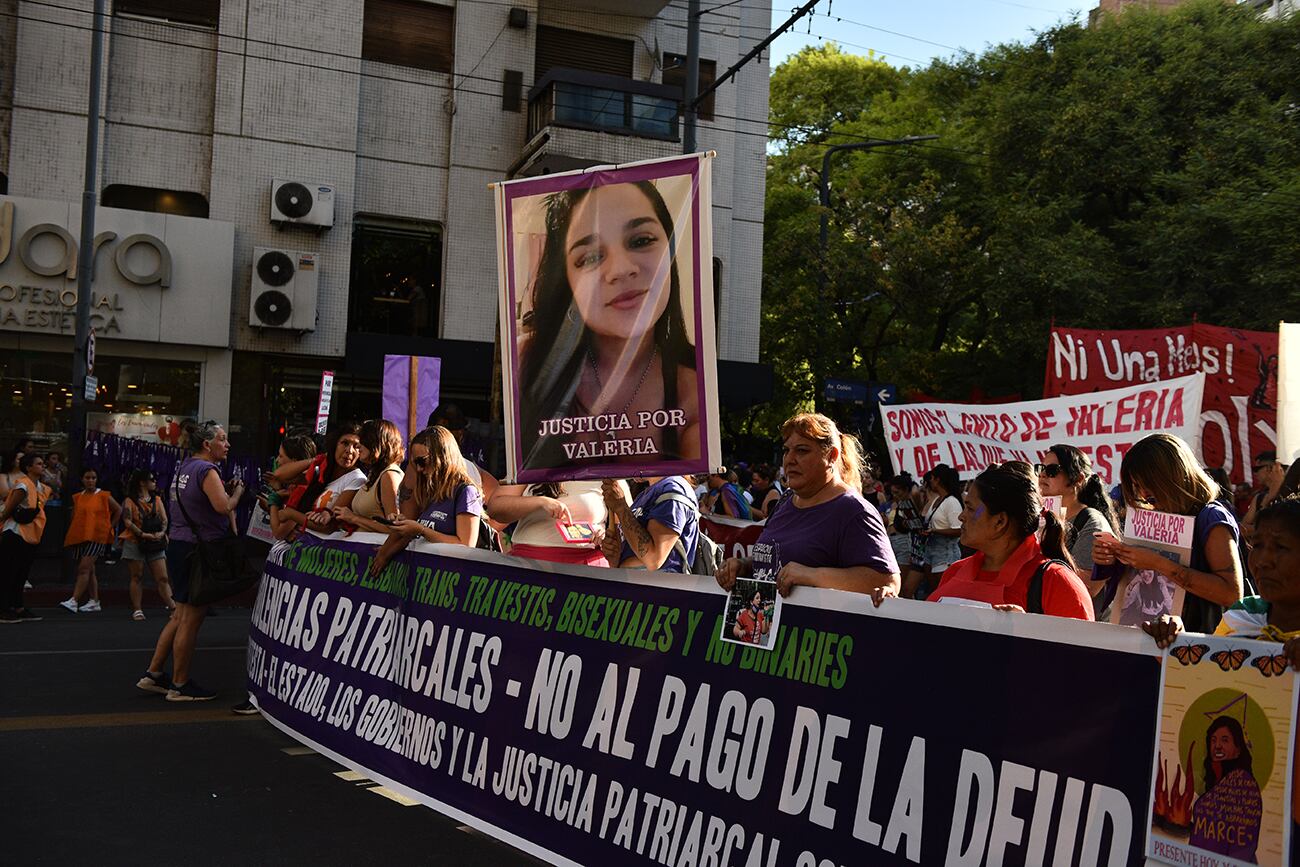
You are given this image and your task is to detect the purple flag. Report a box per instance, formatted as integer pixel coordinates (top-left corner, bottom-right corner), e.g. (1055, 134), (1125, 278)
(382, 355), (441, 445)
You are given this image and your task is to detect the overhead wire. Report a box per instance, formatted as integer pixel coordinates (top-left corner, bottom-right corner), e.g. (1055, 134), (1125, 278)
(8, 1), (1298, 206)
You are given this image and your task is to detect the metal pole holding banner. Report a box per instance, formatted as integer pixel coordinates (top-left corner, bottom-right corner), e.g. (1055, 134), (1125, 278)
(68, 0), (106, 488)
(683, 0), (700, 154)
(315, 370), (334, 435)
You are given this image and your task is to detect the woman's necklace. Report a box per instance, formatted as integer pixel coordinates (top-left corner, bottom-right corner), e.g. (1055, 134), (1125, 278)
(588, 347), (658, 417)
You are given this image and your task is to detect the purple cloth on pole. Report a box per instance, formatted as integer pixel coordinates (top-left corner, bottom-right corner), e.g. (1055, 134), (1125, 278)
(382, 355), (441, 445)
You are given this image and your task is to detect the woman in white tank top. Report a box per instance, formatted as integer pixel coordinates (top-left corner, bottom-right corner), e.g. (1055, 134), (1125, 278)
(488, 480), (627, 567)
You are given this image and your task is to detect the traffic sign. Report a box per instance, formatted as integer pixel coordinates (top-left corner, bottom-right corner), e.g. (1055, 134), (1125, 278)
(87, 328), (96, 375)
(873, 383), (897, 405)
(824, 378), (868, 402)
(84, 375), (97, 402)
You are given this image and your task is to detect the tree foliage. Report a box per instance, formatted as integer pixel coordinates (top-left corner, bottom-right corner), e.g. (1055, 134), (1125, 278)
(758, 2), (1300, 451)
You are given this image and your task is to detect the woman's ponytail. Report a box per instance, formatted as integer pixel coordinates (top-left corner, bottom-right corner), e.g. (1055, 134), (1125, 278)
(1040, 510), (1077, 571)
(838, 431), (865, 493)
(1077, 472), (1119, 533)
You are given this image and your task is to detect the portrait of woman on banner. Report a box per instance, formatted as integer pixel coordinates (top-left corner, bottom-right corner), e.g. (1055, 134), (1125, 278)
(1187, 715), (1263, 862)
(514, 177), (700, 473)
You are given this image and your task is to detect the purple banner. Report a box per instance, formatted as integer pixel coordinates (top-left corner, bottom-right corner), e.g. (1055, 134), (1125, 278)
(382, 355), (441, 446)
(494, 155), (722, 484)
(248, 534), (1166, 866)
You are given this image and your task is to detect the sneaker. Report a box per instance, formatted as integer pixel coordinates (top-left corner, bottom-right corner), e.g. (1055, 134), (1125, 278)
(166, 681), (216, 702)
(0, 609), (20, 624)
(78, 599), (102, 613)
(232, 700), (261, 716)
(59, 598), (79, 613)
(15, 608), (42, 622)
(132, 610), (145, 621)
(135, 671), (172, 695)
(23, 580), (32, 590)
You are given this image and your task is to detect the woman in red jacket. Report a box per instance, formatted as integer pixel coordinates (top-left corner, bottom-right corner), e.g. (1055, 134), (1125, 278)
(875, 461), (1094, 619)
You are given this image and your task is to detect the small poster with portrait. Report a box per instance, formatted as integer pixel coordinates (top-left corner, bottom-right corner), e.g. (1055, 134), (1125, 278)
(1149, 634), (1297, 867)
(1110, 508), (1193, 628)
(493, 153), (722, 484)
(721, 576), (780, 650)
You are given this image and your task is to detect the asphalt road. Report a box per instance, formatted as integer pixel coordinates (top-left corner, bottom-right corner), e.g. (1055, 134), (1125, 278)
(0, 604), (540, 867)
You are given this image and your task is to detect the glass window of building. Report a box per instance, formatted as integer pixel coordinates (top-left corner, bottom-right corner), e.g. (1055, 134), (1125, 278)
(102, 185), (210, 218)
(663, 53), (716, 121)
(114, 0), (221, 28)
(348, 218), (443, 338)
(363, 0), (455, 73)
(0, 349), (200, 446)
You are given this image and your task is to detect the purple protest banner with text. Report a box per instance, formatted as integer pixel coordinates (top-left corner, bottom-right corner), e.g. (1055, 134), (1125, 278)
(492, 154), (722, 484)
(382, 355), (441, 446)
(248, 532), (1176, 866)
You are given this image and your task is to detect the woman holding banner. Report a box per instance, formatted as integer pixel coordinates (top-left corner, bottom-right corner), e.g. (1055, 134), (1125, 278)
(368, 427), (481, 576)
(715, 414), (898, 598)
(1094, 433), (1245, 634)
(876, 461), (1093, 618)
(517, 180), (699, 472)
(488, 480), (623, 567)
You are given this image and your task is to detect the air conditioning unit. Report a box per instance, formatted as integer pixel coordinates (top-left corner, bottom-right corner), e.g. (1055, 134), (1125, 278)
(249, 247), (318, 332)
(269, 178), (335, 228)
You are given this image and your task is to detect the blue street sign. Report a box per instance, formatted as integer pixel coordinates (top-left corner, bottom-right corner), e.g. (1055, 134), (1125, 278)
(824, 378), (869, 402)
(873, 383), (897, 405)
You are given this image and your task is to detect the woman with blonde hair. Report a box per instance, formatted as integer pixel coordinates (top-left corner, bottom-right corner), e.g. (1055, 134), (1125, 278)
(368, 426), (481, 575)
(333, 418), (405, 534)
(1094, 433), (1245, 633)
(715, 413), (898, 598)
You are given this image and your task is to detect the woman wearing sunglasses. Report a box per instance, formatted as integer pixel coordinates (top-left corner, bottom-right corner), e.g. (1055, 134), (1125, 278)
(1036, 445), (1119, 604)
(368, 426), (482, 576)
(1094, 433), (1246, 634)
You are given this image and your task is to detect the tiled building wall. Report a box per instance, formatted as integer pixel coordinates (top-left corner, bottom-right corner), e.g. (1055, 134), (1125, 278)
(2, 0), (770, 364)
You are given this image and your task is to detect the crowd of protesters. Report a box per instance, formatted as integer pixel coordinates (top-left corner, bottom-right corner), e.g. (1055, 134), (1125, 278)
(5, 404), (1298, 744)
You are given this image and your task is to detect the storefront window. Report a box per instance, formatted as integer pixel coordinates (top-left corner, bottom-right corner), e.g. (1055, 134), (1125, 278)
(348, 218), (442, 338)
(0, 349), (200, 446)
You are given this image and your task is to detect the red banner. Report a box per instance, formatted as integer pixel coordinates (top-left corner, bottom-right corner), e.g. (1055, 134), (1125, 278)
(699, 514), (765, 560)
(1044, 324), (1278, 484)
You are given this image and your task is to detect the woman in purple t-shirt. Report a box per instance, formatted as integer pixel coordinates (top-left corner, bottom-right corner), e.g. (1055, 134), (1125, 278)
(369, 426), (482, 575)
(715, 413), (899, 598)
(137, 420), (246, 702)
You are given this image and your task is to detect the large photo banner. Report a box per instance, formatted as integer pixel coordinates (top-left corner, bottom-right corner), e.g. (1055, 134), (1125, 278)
(880, 373), (1205, 483)
(249, 533), (1167, 867)
(1045, 325), (1278, 484)
(494, 154), (722, 484)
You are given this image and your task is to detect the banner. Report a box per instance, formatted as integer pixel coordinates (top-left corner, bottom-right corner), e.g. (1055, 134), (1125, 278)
(1278, 323), (1299, 465)
(699, 514), (765, 561)
(1150, 635), (1296, 866)
(249, 533), (1173, 866)
(1045, 325), (1278, 484)
(493, 154), (722, 484)
(382, 355), (441, 446)
(880, 373), (1205, 484)
(87, 412), (184, 445)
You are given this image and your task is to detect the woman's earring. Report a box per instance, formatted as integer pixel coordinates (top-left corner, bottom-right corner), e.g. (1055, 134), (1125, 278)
(566, 303), (579, 324)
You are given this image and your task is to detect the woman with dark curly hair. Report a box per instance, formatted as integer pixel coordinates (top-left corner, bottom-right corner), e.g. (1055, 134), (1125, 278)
(517, 180), (698, 471)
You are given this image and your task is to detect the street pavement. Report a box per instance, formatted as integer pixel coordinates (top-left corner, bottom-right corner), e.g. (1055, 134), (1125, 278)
(0, 601), (540, 866)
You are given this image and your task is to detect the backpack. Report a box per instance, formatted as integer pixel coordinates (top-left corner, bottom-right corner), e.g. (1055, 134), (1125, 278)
(1025, 558), (1072, 615)
(652, 490), (723, 576)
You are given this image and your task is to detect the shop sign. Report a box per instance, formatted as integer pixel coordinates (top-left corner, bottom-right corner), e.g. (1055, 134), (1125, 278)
(0, 196), (235, 347)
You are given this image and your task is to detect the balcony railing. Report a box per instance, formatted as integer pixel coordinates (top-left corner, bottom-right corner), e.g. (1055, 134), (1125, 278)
(527, 68), (681, 142)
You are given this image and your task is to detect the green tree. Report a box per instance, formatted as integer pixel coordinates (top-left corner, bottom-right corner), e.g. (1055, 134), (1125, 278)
(757, 1), (1300, 459)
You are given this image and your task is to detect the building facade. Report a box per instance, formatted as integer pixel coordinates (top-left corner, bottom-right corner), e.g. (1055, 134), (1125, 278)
(0, 0), (772, 457)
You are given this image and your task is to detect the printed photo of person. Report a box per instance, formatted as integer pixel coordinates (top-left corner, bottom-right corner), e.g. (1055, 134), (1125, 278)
(722, 577), (778, 649)
(497, 156), (719, 484)
(1187, 716), (1263, 863)
(1117, 551), (1181, 626)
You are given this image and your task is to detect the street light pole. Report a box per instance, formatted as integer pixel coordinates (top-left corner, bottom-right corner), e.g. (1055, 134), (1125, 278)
(67, 0), (106, 488)
(815, 135), (938, 411)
